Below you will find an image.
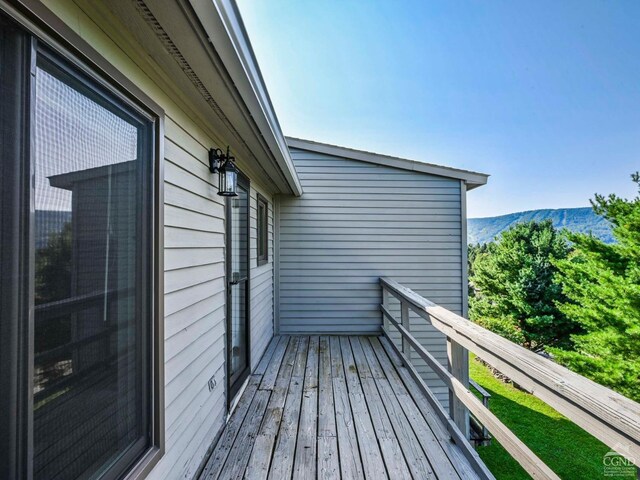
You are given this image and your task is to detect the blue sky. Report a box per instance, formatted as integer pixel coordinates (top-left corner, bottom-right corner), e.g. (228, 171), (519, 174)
(237, 0), (640, 217)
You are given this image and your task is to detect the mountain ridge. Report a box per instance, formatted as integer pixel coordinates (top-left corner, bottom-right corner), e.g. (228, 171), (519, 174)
(468, 207), (613, 245)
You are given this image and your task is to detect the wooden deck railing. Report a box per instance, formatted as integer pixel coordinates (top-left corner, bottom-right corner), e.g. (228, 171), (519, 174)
(380, 277), (640, 480)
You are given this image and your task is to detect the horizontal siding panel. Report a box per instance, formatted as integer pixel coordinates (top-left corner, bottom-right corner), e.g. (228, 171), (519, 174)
(164, 183), (223, 218)
(164, 247), (223, 272)
(292, 181), (462, 188)
(166, 368), (224, 446)
(164, 227), (224, 248)
(164, 262), (224, 294)
(279, 316), (379, 325)
(279, 240), (459, 249)
(165, 277), (224, 316)
(297, 171), (449, 180)
(279, 254), (462, 262)
(301, 185), (461, 193)
(280, 261), (460, 270)
(279, 220), (461, 229)
(164, 115), (208, 158)
(280, 206), (460, 215)
(280, 272), (461, 282)
(165, 328), (224, 407)
(278, 249), (460, 257)
(280, 198), (460, 207)
(278, 212), (460, 221)
(165, 312), (224, 376)
(163, 153), (212, 195)
(165, 291), (225, 339)
(279, 226), (461, 235)
(165, 205), (223, 232)
(279, 233), (460, 242)
(164, 159), (220, 203)
(165, 372), (223, 441)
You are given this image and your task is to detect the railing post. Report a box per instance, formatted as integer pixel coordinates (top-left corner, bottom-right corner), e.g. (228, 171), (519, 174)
(401, 300), (410, 358)
(382, 285), (390, 333)
(448, 338), (470, 439)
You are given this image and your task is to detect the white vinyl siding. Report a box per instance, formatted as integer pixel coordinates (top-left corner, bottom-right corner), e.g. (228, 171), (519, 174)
(278, 147), (464, 407)
(161, 120), (227, 480)
(250, 186), (274, 371)
(162, 138), (276, 480)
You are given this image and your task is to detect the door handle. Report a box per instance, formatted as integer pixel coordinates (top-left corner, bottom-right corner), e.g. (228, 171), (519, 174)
(229, 272), (247, 286)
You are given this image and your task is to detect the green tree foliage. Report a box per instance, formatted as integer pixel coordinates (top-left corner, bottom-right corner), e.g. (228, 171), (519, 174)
(467, 242), (489, 300)
(551, 174), (640, 401)
(35, 221), (72, 304)
(35, 222), (72, 358)
(469, 220), (577, 351)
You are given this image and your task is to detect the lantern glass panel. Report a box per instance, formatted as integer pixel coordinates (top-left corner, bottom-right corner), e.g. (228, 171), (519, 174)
(218, 162), (238, 196)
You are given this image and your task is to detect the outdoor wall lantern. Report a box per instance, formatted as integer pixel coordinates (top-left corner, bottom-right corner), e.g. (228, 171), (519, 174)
(209, 146), (239, 197)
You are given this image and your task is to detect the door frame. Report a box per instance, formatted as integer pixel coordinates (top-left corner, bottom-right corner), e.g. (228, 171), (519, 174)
(225, 169), (251, 406)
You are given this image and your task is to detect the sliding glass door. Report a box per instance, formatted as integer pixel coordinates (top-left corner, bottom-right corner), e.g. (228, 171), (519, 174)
(32, 52), (152, 480)
(0, 11), (156, 479)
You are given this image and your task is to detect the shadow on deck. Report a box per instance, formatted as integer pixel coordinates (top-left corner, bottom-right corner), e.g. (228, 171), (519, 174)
(199, 335), (488, 479)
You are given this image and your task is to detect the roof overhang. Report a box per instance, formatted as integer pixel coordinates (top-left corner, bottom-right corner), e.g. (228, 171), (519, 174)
(99, 0), (302, 196)
(189, 0), (302, 196)
(286, 137), (489, 190)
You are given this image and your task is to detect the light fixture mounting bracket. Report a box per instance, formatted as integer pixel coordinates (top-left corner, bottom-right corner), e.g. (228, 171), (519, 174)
(209, 146), (234, 173)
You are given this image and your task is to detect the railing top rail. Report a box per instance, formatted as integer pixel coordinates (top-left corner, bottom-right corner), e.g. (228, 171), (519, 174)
(379, 276), (640, 462)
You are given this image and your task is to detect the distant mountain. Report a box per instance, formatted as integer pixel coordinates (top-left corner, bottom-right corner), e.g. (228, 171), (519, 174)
(468, 207), (614, 245)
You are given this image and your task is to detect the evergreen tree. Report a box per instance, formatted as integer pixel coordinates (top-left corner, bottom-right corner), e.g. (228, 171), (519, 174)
(552, 174), (640, 401)
(469, 220), (577, 351)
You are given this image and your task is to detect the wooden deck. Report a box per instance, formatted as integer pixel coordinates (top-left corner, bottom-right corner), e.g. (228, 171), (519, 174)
(199, 335), (486, 479)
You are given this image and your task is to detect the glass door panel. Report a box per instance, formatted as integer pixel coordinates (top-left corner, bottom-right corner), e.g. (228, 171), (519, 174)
(227, 179), (249, 400)
(32, 54), (150, 480)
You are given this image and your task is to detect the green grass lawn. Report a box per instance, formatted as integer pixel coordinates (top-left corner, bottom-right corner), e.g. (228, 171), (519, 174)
(469, 356), (636, 480)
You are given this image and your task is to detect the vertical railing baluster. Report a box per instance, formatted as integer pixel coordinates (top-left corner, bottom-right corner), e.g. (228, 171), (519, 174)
(448, 338), (470, 438)
(382, 285), (390, 333)
(401, 300), (410, 359)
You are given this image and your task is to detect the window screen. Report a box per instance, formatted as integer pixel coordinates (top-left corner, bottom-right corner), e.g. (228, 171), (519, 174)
(32, 53), (153, 480)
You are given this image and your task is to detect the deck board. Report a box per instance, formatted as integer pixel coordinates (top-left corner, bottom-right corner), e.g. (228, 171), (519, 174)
(378, 335), (487, 480)
(199, 335), (489, 480)
(340, 336), (388, 479)
(245, 337), (299, 480)
(316, 336), (341, 478)
(330, 335), (365, 479)
(200, 375), (262, 480)
(293, 336), (319, 479)
(369, 337), (461, 480)
(351, 337), (413, 479)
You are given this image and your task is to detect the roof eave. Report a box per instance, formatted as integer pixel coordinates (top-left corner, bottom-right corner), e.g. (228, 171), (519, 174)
(286, 137), (489, 189)
(189, 0), (303, 196)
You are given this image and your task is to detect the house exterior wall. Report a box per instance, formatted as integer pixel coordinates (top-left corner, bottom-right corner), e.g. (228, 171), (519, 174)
(35, 1), (275, 478)
(278, 147), (466, 406)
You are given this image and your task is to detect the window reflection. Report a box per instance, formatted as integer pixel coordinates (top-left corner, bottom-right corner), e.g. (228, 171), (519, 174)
(34, 58), (148, 480)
